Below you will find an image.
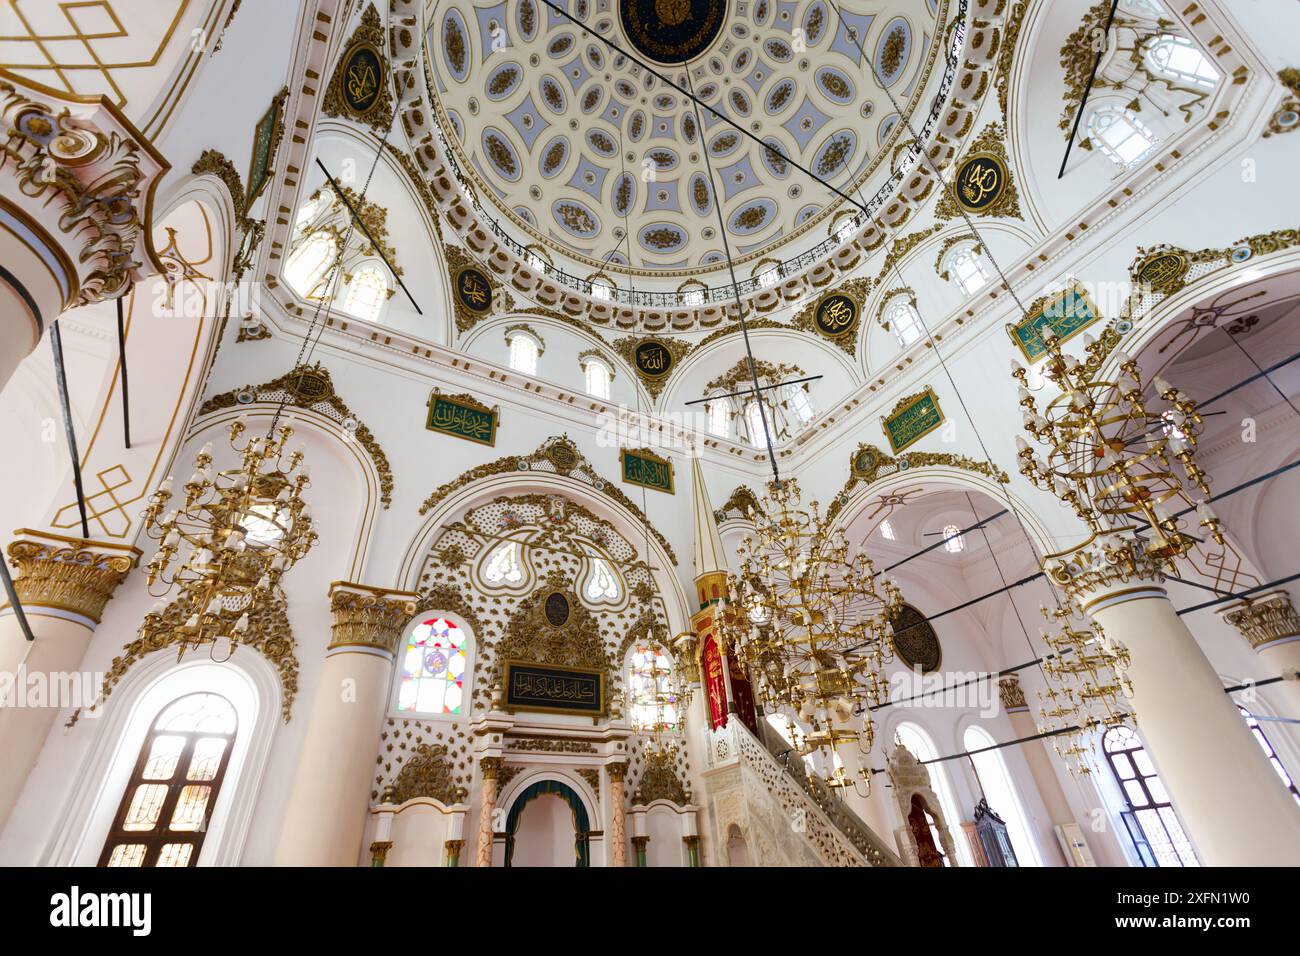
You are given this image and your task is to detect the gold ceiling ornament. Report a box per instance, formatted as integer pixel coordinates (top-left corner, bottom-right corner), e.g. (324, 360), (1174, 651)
(612, 335), (694, 399)
(714, 485), (764, 525)
(1264, 69), (1300, 138)
(0, 77), (166, 305)
(322, 3), (395, 133)
(871, 226), (943, 287)
(416, 435), (678, 565)
(994, 1), (1029, 120)
(199, 363), (395, 508)
(720, 477), (905, 794)
(444, 245), (499, 334)
(824, 443), (1008, 523)
(934, 123), (1022, 221)
(4, 530), (140, 624)
(1012, 326), (1226, 571)
(790, 278), (871, 357)
(137, 416), (318, 664)
(1031, 595), (1132, 775)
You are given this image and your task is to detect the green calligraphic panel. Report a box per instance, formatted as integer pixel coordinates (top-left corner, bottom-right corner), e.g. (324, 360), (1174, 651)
(883, 389), (944, 453)
(621, 449), (674, 494)
(426, 394), (497, 445)
(1009, 287), (1099, 361)
(504, 661), (603, 716)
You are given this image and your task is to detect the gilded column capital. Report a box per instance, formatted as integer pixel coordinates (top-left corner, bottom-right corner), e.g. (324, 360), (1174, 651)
(672, 631), (700, 684)
(480, 756), (503, 780)
(1044, 532), (1168, 611)
(605, 760), (629, 782)
(326, 581), (419, 656)
(1218, 591), (1300, 651)
(4, 528), (141, 625)
(998, 675), (1028, 713)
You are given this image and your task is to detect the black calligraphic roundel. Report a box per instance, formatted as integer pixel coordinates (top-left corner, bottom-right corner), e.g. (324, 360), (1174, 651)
(890, 603), (942, 674)
(1134, 252), (1189, 293)
(634, 340), (673, 379)
(814, 293), (859, 339)
(618, 0), (728, 65)
(342, 44), (384, 115)
(544, 592), (571, 628)
(953, 153), (1006, 213)
(455, 266), (493, 314)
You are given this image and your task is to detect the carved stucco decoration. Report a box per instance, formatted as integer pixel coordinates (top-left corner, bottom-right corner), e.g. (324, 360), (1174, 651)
(417, 435), (678, 565)
(611, 335), (694, 399)
(199, 363), (395, 508)
(714, 485), (763, 526)
(387, 743), (469, 804)
(322, 4), (395, 134)
(1219, 591), (1300, 651)
(493, 572), (611, 701)
(0, 77), (167, 305)
(5, 533), (139, 623)
(825, 443), (1009, 523)
(632, 748), (691, 806)
(375, 717), (474, 802)
(999, 674), (1029, 711)
(328, 586), (417, 655)
(92, 594), (299, 724)
(1264, 69), (1300, 138)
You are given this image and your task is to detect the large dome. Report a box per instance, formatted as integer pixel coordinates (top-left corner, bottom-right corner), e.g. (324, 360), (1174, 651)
(423, 0), (956, 285)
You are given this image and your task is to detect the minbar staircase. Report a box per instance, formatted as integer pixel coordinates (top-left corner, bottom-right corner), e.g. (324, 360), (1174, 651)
(700, 719), (902, 867)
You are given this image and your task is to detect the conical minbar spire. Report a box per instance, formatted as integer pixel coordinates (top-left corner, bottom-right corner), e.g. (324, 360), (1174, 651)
(690, 455), (729, 610)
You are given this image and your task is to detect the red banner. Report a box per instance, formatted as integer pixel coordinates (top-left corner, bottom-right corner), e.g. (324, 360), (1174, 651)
(702, 634), (728, 730)
(727, 650), (759, 736)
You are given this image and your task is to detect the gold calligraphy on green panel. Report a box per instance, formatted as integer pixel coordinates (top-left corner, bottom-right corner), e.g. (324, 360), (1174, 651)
(425, 391), (498, 446)
(1007, 285), (1100, 361)
(882, 388), (945, 453)
(620, 448), (675, 494)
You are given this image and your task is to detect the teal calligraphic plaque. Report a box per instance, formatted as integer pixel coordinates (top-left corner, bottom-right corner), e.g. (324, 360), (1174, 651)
(620, 447), (674, 494)
(425, 390), (498, 446)
(882, 388), (945, 453)
(1007, 285), (1100, 361)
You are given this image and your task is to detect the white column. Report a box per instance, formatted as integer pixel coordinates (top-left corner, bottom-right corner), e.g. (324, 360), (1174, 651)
(1219, 590), (1300, 723)
(1066, 559), (1300, 865)
(0, 530), (138, 830)
(274, 582), (416, 866)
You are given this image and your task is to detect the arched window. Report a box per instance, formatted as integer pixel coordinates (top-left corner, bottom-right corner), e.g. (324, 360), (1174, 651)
(707, 398), (730, 438)
(396, 617), (469, 716)
(963, 724), (1042, 866)
(879, 518), (897, 541)
(284, 232), (338, 299)
(943, 524), (966, 553)
(942, 242), (993, 296)
(1087, 106), (1159, 168)
(100, 693), (237, 867)
(894, 722), (974, 866)
(582, 356), (612, 400)
(507, 331), (540, 375)
(744, 399), (771, 449)
(584, 556), (621, 602)
(784, 382), (814, 424)
(1239, 706), (1300, 803)
(483, 539), (524, 586)
(1145, 35), (1219, 90)
(1103, 725), (1198, 866)
(342, 266), (389, 322)
(886, 296), (924, 347)
(628, 643), (678, 734)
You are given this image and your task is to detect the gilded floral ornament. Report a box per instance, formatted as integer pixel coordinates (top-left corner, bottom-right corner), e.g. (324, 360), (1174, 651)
(387, 743), (469, 805)
(5, 530), (140, 624)
(934, 123), (1021, 221)
(612, 335), (694, 399)
(791, 278), (871, 356)
(329, 582), (419, 655)
(632, 748), (691, 806)
(322, 4), (395, 133)
(199, 363), (395, 508)
(1264, 69), (1300, 138)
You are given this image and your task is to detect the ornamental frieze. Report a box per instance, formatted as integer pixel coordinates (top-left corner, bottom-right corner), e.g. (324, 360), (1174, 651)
(825, 443), (1009, 523)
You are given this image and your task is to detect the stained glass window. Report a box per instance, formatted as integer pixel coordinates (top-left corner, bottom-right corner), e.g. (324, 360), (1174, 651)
(100, 693), (237, 867)
(1103, 725), (1199, 866)
(397, 617), (468, 716)
(629, 644), (678, 734)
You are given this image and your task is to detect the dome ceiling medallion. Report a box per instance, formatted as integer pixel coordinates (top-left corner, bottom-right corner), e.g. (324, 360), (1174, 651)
(426, 0), (948, 279)
(619, 0), (728, 65)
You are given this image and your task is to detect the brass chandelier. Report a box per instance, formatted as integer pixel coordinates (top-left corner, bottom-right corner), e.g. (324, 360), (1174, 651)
(1011, 327), (1224, 566)
(722, 477), (904, 792)
(140, 417), (317, 657)
(1010, 326), (1225, 769)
